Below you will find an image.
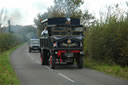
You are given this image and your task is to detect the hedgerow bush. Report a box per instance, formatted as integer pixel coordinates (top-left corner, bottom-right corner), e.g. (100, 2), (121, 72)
(0, 33), (24, 53)
(85, 5), (128, 66)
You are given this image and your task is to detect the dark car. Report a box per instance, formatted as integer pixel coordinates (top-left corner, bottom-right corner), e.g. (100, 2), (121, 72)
(28, 39), (40, 52)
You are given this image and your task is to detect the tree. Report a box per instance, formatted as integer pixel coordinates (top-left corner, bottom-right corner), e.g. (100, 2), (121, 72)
(81, 10), (95, 27)
(48, 0), (84, 18)
(17, 25), (37, 41)
(34, 0), (94, 36)
(34, 13), (48, 36)
(0, 8), (5, 32)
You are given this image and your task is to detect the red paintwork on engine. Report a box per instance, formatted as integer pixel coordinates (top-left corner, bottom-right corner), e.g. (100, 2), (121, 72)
(71, 50), (80, 53)
(57, 50), (80, 62)
(58, 50), (66, 62)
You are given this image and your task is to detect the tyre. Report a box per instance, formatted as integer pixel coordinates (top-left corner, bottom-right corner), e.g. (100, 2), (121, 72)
(77, 56), (83, 69)
(40, 52), (43, 65)
(40, 50), (49, 65)
(29, 48), (31, 53)
(39, 49), (41, 52)
(50, 55), (55, 69)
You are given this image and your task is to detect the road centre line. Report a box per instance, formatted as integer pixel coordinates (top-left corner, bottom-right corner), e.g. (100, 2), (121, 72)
(26, 49), (40, 62)
(30, 55), (41, 64)
(44, 66), (53, 71)
(44, 66), (75, 83)
(27, 52), (54, 72)
(58, 73), (75, 83)
(26, 53), (35, 63)
(27, 52), (40, 64)
(26, 50), (75, 83)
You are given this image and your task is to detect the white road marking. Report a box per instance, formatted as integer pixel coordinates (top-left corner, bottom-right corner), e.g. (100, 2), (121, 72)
(26, 53), (35, 63)
(58, 73), (75, 83)
(44, 66), (53, 71)
(30, 55), (41, 64)
(27, 52), (41, 64)
(34, 59), (40, 64)
(26, 50), (75, 83)
(44, 66), (75, 83)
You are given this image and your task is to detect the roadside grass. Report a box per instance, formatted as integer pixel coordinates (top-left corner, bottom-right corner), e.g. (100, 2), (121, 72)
(84, 57), (128, 80)
(0, 45), (22, 85)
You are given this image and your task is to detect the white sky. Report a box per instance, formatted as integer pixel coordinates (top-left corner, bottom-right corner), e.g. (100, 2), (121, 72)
(0, 0), (127, 25)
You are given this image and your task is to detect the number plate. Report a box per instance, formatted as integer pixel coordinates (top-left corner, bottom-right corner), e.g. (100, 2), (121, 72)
(64, 53), (73, 57)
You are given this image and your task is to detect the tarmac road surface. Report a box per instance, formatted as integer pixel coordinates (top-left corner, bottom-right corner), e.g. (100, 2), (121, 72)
(10, 44), (128, 85)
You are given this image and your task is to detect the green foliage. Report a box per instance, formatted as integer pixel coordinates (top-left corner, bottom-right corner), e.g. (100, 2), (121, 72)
(0, 33), (23, 53)
(81, 10), (95, 26)
(0, 45), (20, 85)
(34, 13), (45, 36)
(17, 25), (37, 40)
(34, 0), (94, 36)
(1, 25), (37, 42)
(84, 57), (128, 80)
(34, 0), (84, 36)
(49, 0), (84, 18)
(85, 4), (128, 66)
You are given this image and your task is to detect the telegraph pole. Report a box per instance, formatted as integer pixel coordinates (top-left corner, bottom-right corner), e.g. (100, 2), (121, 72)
(8, 20), (10, 33)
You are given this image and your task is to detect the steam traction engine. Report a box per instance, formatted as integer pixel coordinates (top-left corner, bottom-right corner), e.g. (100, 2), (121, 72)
(40, 17), (84, 69)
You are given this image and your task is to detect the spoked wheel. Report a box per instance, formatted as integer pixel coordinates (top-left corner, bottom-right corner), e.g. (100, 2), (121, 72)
(50, 55), (55, 69)
(77, 56), (83, 69)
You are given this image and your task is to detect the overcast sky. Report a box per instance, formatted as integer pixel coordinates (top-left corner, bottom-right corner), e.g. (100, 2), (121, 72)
(0, 0), (127, 25)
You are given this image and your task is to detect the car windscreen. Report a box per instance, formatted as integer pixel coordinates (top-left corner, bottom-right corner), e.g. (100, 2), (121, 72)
(31, 40), (40, 44)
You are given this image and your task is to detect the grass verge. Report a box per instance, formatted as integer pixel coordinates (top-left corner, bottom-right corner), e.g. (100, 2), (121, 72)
(84, 57), (128, 80)
(0, 44), (22, 85)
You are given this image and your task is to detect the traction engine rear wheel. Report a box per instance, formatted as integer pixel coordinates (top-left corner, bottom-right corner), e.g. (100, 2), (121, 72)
(77, 56), (83, 69)
(40, 50), (49, 65)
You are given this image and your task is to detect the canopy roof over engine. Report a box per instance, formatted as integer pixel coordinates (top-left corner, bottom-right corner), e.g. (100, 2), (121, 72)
(41, 17), (81, 25)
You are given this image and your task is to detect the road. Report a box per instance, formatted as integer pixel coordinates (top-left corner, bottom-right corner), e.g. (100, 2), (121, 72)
(10, 44), (128, 85)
